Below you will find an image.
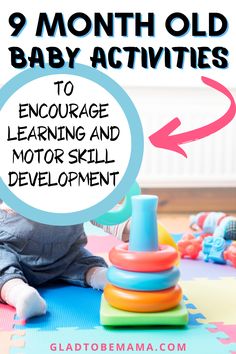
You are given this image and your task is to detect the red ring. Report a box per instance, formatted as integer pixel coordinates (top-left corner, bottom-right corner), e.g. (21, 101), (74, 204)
(109, 244), (178, 272)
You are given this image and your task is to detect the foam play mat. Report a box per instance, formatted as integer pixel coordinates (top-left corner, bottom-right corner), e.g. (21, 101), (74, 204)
(0, 223), (236, 354)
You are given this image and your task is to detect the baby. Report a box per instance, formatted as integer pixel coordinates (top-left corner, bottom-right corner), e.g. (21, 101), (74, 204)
(0, 201), (130, 320)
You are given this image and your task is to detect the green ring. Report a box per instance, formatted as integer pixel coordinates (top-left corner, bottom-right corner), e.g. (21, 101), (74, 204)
(95, 181), (141, 225)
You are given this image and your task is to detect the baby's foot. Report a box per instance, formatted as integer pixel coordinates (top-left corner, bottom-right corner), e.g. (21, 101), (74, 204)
(1, 279), (47, 320)
(15, 285), (47, 319)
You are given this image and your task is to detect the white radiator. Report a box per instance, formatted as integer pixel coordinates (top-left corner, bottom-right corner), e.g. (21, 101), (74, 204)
(126, 86), (236, 187)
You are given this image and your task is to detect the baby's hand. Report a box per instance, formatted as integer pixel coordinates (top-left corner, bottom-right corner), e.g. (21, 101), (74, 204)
(91, 219), (131, 242)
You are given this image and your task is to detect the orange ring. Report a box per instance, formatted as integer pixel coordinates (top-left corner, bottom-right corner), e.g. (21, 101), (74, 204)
(104, 283), (182, 312)
(109, 243), (178, 272)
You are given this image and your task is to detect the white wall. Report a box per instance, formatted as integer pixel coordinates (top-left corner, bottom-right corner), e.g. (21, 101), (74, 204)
(127, 85), (236, 187)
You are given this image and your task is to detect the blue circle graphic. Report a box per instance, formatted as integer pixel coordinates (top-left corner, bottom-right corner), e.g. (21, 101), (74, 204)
(0, 65), (143, 225)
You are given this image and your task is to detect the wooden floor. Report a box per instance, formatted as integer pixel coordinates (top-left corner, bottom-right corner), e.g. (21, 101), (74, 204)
(142, 187), (236, 213)
(141, 187), (236, 234)
(159, 213), (191, 233)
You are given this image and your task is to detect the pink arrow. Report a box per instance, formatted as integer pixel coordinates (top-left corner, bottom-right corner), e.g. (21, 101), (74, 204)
(149, 76), (236, 158)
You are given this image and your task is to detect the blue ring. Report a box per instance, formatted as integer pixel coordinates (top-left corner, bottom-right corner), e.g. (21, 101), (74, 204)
(107, 266), (180, 291)
(0, 64), (143, 225)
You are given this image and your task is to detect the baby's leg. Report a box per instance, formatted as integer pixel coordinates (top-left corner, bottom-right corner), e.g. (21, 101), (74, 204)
(60, 247), (108, 290)
(0, 246), (46, 320)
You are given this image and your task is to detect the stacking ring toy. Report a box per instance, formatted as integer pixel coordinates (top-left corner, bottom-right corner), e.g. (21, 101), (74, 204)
(104, 284), (182, 313)
(95, 181), (141, 226)
(109, 244), (178, 272)
(107, 266), (180, 291)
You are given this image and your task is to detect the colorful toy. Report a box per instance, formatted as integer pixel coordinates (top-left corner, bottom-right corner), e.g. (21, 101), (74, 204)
(94, 181), (178, 253)
(190, 212), (236, 240)
(178, 232), (235, 266)
(224, 243), (236, 267)
(180, 211), (236, 266)
(100, 195), (188, 326)
(177, 212), (236, 267)
(177, 233), (202, 259)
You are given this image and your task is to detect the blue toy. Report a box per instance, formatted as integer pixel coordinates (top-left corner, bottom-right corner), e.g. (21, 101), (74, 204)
(129, 194), (158, 251)
(202, 236), (214, 262)
(202, 236), (232, 264)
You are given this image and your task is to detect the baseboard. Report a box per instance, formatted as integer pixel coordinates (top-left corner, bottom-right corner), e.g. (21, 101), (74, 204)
(141, 187), (236, 213)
